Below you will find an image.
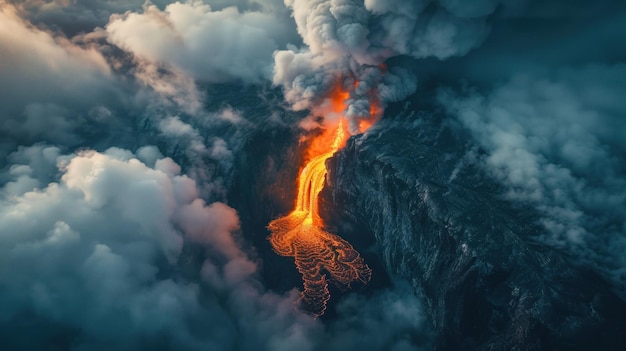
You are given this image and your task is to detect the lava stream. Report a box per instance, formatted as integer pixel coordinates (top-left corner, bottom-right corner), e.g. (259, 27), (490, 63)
(268, 119), (372, 316)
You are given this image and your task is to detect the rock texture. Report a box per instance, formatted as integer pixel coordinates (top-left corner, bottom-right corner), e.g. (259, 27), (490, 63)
(322, 112), (626, 350)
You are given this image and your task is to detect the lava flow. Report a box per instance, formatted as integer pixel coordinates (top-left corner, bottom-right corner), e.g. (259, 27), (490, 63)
(268, 84), (373, 316)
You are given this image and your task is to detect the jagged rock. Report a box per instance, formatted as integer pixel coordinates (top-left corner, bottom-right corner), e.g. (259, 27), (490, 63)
(322, 112), (626, 350)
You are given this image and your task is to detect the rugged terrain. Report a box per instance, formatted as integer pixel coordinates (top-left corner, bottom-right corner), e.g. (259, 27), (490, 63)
(320, 107), (626, 350)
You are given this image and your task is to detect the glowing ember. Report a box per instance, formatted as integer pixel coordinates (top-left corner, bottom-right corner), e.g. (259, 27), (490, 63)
(268, 84), (373, 316)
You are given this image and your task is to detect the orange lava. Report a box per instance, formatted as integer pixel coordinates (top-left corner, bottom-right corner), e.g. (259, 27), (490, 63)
(268, 83), (373, 316)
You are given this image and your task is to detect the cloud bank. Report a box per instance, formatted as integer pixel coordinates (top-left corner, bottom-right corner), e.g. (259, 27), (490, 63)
(272, 0), (522, 132)
(106, 1), (296, 83)
(0, 147), (322, 350)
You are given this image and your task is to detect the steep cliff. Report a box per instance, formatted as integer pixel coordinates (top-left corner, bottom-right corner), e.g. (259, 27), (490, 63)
(322, 111), (626, 350)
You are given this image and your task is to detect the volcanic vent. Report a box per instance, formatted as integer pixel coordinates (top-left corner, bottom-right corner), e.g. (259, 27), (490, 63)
(267, 81), (377, 316)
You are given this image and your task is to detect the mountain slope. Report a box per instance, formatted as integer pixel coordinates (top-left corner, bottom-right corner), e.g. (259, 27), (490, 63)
(322, 111), (626, 350)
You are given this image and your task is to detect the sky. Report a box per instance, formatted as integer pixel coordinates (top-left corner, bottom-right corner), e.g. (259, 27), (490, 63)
(1, 0), (625, 350)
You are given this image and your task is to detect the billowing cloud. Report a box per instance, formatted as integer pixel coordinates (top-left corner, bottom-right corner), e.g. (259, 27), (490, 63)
(272, 0), (521, 132)
(106, 1), (296, 83)
(0, 146), (320, 350)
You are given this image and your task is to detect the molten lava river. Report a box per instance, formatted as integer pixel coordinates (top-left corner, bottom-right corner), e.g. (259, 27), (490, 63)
(268, 86), (373, 316)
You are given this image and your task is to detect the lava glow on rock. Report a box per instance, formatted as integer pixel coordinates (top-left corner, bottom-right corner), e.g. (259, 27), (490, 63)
(268, 82), (373, 316)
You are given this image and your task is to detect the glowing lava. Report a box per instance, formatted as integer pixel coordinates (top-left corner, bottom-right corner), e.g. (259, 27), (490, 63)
(268, 85), (373, 316)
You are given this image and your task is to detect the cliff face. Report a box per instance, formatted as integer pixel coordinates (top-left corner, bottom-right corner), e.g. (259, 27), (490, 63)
(321, 113), (626, 350)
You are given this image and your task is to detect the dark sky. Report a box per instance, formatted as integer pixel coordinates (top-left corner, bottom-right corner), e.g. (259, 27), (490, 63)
(1, 0), (625, 350)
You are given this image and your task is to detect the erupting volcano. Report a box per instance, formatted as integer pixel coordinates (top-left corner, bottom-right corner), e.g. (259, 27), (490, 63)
(268, 82), (374, 316)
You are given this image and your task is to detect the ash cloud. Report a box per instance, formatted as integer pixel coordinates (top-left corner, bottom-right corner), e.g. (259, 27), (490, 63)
(272, 0), (520, 132)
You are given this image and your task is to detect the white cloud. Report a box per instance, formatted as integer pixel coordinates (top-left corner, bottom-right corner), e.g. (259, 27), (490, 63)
(106, 1), (295, 83)
(0, 146), (320, 349)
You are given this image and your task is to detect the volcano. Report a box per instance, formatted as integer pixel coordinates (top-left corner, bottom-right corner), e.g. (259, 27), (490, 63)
(3, 1), (626, 350)
(229, 91), (626, 350)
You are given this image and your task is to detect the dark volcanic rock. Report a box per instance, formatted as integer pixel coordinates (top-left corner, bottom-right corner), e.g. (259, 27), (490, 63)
(321, 111), (626, 350)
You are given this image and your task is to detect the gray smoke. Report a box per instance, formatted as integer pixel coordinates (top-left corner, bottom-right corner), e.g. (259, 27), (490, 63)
(106, 1), (296, 84)
(273, 0), (520, 132)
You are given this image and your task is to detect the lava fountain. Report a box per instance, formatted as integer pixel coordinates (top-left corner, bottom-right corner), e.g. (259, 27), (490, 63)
(268, 81), (376, 316)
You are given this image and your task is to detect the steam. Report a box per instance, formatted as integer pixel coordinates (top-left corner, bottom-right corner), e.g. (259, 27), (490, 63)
(106, 1), (295, 84)
(0, 147), (320, 350)
(273, 0), (514, 132)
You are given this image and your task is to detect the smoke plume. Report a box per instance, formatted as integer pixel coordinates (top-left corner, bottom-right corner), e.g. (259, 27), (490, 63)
(273, 0), (518, 132)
